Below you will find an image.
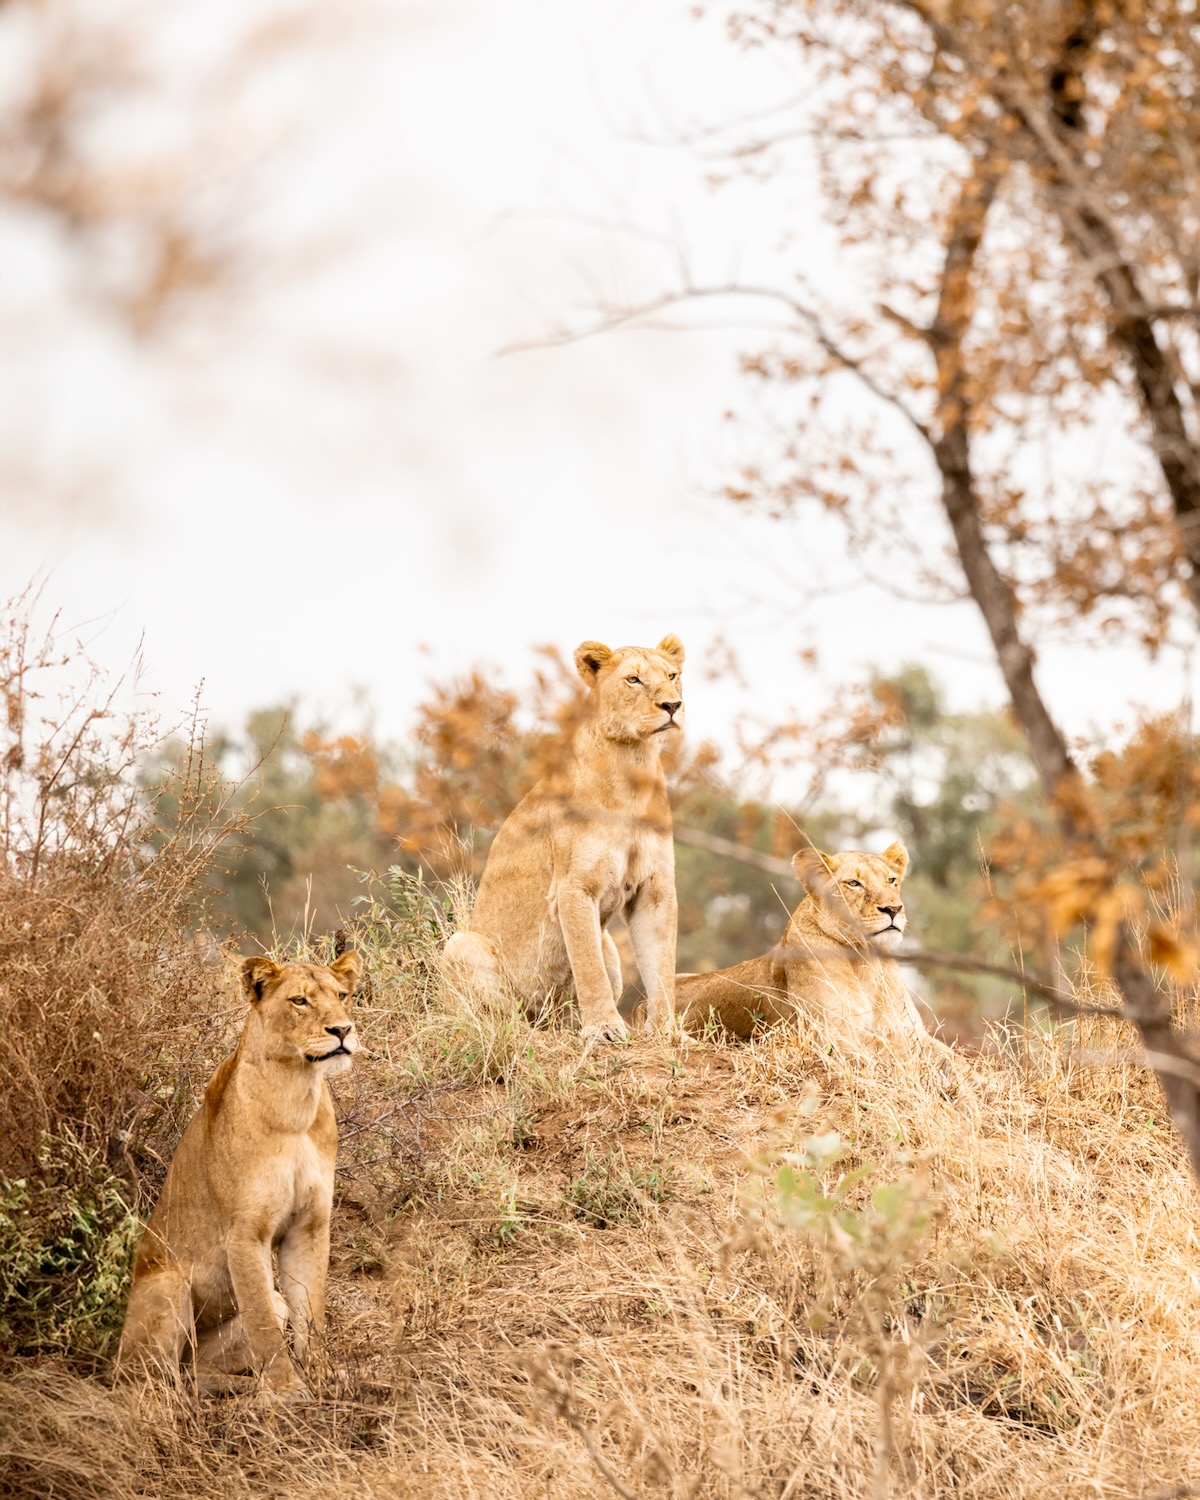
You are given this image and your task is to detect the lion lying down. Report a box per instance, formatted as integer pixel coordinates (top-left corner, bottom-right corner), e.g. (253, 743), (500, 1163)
(678, 843), (953, 1060)
(115, 951), (362, 1397)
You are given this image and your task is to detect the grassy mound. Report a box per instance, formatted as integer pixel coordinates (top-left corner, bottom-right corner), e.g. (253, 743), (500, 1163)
(2, 871), (1197, 1500)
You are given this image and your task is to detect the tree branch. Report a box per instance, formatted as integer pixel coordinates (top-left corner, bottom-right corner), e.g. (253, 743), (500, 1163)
(674, 823), (796, 878)
(500, 282), (932, 446)
(1037, 129), (1200, 619)
(902, 0), (1200, 616)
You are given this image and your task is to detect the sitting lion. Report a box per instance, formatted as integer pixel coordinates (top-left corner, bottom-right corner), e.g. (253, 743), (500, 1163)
(115, 951), (362, 1396)
(444, 635), (685, 1043)
(678, 843), (952, 1058)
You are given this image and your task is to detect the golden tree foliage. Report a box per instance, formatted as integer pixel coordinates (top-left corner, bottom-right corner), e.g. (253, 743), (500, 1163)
(987, 714), (1200, 973)
(379, 654), (578, 877)
(303, 732), (381, 807)
(719, 0), (1198, 638)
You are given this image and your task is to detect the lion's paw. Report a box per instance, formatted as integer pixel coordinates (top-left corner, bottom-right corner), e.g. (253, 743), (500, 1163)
(579, 1016), (632, 1048)
(638, 1012), (689, 1045)
(257, 1378), (311, 1408)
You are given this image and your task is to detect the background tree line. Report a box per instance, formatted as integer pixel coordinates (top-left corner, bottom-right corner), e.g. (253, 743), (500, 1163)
(143, 653), (1199, 1046)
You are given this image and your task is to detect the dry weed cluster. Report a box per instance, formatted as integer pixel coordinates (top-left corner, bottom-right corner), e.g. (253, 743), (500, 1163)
(0, 597), (243, 1364)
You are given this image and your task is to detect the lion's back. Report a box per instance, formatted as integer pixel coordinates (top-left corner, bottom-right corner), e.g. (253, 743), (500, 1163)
(679, 954), (791, 1038)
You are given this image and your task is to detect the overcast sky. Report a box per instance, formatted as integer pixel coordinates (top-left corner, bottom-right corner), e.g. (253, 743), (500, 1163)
(2, 0), (1195, 778)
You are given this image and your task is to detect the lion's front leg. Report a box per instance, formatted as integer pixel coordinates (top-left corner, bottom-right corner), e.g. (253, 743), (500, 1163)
(277, 1212), (330, 1364)
(601, 930), (623, 1003)
(628, 882), (678, 1034)
(557, 885), (629, 1042)
(225, 1224), (304, 1392)
(193, 1288), (289, 1393)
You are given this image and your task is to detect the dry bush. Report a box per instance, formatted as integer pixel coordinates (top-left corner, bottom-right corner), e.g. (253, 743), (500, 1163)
(0, 593), (246, 1360)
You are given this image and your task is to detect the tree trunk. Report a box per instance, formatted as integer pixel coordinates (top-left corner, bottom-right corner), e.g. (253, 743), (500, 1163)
(927, 163), (1078, 799)
(1113, 932), (1200, 1187)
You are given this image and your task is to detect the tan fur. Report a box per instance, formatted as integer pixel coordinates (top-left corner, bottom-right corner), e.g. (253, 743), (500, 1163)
(444, 636), (685, 1042)
(679, 844), (951, 1058)
(114, 952), (362, 1397)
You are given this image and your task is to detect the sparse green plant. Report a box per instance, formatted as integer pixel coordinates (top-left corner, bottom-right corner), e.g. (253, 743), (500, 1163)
(481, 1181), (545, 1249)
(509, 1101), (540, 1153)
(563, 1148), (675, 1230)
(767, 1129), (933, 1499)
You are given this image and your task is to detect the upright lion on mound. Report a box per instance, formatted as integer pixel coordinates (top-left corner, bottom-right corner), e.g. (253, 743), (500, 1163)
(679, 843), (952, 1058)
(115, 951), (362, 1396)
(444, 635), (685, 1042)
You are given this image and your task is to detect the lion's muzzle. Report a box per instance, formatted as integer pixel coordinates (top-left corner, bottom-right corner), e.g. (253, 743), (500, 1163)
(869, 924), (905, 951)
(305, 1026), (357, 1064)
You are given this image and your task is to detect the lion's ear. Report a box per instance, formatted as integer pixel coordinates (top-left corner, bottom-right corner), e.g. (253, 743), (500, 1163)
(242, 956), (281, 1002)
(328, 949), (363, 995)
(656, 634), (685, 667)
(881, 842), (909, 878)
(574, 641), (613, 683)
(792, 847), (836, 888)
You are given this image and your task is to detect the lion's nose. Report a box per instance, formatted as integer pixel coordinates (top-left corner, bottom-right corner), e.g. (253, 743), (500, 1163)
(659, 700), (682, 717)
(878, 905), (903, 919)
(326, 1022), (353, 1040)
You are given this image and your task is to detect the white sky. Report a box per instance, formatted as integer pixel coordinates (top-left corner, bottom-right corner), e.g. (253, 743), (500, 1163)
(1, 0), (1195, 780)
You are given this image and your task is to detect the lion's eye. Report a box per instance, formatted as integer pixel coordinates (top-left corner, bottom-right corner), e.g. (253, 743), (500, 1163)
(889, 877), (898, 886)
(626, 675), (642, 685)
(290, 996), (309, 1008)
(669, 673), (678, 682)
(844, 879), (863, 890)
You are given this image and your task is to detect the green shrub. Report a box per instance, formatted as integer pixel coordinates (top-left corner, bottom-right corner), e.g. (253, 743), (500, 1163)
(0, 1134), (140, 1363)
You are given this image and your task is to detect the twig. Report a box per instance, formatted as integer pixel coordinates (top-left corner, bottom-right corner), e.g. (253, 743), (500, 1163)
(537, 1370), (638, 1500)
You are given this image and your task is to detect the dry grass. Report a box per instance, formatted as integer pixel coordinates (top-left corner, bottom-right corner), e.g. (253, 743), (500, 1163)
(4, 864), (1199, 1500)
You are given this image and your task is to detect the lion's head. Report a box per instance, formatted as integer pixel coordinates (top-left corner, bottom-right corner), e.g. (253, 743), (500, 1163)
(573, 635), (685, 744)
(791, 843), (909, 951)
(240, 952), (363, 1076)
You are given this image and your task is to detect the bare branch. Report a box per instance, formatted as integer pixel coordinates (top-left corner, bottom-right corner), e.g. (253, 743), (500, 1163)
(500, 282), (933, 446)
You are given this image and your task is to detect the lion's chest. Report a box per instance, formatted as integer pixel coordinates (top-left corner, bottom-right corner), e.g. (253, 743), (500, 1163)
(235, 1131), (333, 1243)
(784, 927), (912, 1044)
(584, 827), (670, 925)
